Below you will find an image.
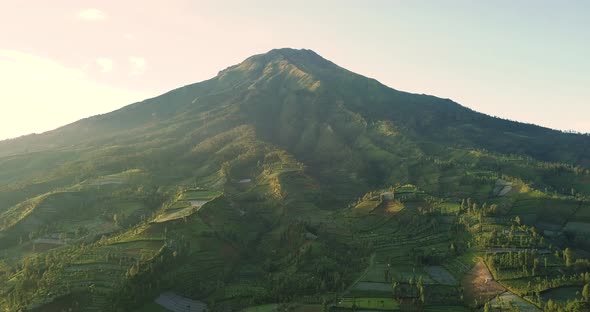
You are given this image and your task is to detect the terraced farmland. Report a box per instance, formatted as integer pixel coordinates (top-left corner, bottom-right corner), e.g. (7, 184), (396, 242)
(154, 189), (222, 223)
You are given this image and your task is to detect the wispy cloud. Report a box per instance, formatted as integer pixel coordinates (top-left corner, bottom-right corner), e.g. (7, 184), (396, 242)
(96, 57), (113, 73)
(77, 9), (106, 21)
(129, 57), (147, 75)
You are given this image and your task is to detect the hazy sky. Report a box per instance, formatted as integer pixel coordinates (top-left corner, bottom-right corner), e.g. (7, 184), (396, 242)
(1, 1), (589, 140)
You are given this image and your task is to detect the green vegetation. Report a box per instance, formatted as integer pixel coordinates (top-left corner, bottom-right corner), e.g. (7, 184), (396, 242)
(1, 48), (590, 311)
(336, 297), (399, 310)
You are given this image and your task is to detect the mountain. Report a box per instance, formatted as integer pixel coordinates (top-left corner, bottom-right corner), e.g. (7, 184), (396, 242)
(1, 48), (590, 312)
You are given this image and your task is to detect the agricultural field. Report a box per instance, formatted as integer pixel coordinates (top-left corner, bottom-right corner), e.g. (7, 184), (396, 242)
(540, 286), (584, 303)
(354, 198), (382, 215)
(563, 222), (590, 235)
(240, 304), (279, 312)
(328, 184), (590, 312)
(82, 169), (146, 187)
(462, 261), (505, 306)
(488, 292), (540, 311)
(425, 266), (458, 286)
(2, 155), (590, 312)
(153, 202), (196, 223)
(135, 302), (171, 312)
(2, 177), (588, 312)
(334, 188), (469, 310)
(351, 281), (393, 294)
(154, 189), (222, 223)
(335, 297), (399, 310)
(154, 292), (208, 312)
(422, 306), (470, 312)
(573, 203), (590, 222)
(240, 304), (324, 312)
(180, 189), (223, 201)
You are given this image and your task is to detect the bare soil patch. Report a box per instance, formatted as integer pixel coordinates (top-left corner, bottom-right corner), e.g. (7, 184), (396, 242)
(462, 261), (504, 306)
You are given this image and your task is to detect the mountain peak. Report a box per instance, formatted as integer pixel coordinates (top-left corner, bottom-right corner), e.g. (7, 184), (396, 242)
(265, 48), (324, 62)
(266, 47), (320, 56)
(214, 48), (336, 92)
(219, 48), (336, 75)
(263, 48), (338, 70)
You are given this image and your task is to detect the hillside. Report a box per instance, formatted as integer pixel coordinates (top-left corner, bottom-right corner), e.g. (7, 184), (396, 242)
(1, 48), (590, 312)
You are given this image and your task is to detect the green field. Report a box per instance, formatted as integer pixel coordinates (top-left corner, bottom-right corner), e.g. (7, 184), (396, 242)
(240, 304), (279, 312)
(541, 286), (583, 302)
(336, 297), (399, 310)
(181, 189), (223, 201)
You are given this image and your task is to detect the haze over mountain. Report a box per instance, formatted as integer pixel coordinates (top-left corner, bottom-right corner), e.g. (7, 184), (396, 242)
(4, 2), (590, 140)
(1, 49), (590, 312)
(2, 48), (590, 164)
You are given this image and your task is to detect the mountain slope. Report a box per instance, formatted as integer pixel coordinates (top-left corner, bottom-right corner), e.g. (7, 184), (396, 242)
(1, 48), (590, 311)
(2, 49), (590, 206)
(2, 48), (589, 165)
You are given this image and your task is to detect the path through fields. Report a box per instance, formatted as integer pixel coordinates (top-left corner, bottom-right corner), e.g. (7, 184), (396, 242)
(343, 253), (376, 295)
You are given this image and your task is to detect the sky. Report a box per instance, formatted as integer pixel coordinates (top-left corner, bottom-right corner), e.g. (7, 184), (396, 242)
(1, 0), (589, 140)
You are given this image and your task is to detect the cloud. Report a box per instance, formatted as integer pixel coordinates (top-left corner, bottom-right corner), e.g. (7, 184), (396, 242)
(0, 50), (151, 140)
(129, 57), (147, 75)
(96, 57), (113, 73)
(77, 9), (106, 21)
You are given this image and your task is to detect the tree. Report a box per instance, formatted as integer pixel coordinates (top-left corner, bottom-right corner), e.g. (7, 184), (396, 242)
(533, 258), (539, 276)
(564, 248), (574, 267)
(419, 284), (425, 303)
(484, 302), (491, 312)
(322, 299), (329, 312)
(583, 283), (590, 302)
(544, 257), (548, 270)
(546, 299), (556, 311)
(392, 282), (399, 297)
